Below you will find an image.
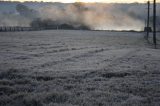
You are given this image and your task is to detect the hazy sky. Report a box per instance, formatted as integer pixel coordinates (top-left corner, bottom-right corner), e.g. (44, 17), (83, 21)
(6, 0), (160, 3)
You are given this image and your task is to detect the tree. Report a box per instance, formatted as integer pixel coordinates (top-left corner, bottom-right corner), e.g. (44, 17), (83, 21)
(16, 4), (38, 19)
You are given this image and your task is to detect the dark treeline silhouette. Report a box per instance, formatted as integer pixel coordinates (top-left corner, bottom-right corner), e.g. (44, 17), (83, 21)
(30, 18), (90, 30)
(0, 20), (90, 32)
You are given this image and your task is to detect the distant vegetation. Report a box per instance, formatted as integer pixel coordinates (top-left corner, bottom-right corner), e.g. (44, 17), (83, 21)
(30, 18), (90, 30)
(16, 4), (38, 19)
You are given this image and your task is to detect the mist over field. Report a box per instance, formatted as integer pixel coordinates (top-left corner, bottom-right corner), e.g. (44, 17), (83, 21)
(0, 1), (160, 30)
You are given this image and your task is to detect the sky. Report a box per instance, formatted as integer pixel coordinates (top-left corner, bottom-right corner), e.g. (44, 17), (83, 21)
(5, 0), (160, 3)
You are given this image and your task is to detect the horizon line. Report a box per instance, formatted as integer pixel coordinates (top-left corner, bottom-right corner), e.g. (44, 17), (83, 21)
(1, 0), (160, 4)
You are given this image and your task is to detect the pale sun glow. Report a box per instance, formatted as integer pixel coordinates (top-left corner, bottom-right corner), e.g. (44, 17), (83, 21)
(76, 0), (99, 3)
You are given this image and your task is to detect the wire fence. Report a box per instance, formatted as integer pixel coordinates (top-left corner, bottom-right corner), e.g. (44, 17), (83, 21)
(0, 26), (44, 32)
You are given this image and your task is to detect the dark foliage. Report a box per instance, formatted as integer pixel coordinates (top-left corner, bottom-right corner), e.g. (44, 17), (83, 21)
(30, 18), (90, 30)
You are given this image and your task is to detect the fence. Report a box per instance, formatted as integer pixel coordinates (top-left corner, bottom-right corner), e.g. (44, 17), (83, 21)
(0, 26), (44, 32)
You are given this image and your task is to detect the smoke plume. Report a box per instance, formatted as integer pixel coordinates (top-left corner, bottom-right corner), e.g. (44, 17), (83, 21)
(38, 3), (144, 31)
(0, 2), (160, 31)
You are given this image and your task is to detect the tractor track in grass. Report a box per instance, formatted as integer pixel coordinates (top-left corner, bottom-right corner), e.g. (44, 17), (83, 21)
(29, 48), (107, 70)
(103, 48), (140, 70)
(67, 48), (141, 79)
(28, 46), (99, 57)
(26, 48), (140, 80)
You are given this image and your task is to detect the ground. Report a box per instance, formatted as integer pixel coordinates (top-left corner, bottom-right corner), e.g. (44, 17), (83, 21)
(0, 30), (160, 106)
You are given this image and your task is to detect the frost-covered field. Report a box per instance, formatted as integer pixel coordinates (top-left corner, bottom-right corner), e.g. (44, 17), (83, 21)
(0, 30), (160, 106)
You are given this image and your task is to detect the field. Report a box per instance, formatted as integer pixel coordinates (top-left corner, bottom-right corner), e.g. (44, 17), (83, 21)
(0, 30), (160, 106)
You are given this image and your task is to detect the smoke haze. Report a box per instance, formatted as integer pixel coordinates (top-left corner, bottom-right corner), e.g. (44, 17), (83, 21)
(38, 3), (143, 30)
(0, 2), (160, 31)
